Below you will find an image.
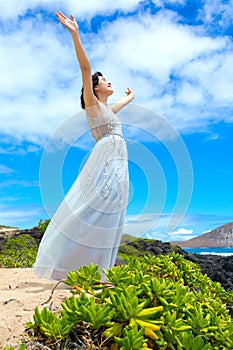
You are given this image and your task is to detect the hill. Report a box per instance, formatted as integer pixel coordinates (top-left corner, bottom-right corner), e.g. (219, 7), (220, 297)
(174, 222), (233, 248)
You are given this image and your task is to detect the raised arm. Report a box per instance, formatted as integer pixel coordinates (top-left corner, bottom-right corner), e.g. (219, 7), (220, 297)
(111, 88), (134, 114)
(56, 12), (99, 115)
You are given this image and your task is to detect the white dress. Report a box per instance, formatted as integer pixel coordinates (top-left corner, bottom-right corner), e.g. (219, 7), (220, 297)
(34, 103), (129, 280)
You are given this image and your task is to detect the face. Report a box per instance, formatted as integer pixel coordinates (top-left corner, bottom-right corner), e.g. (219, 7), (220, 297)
(95, 76), (114, 96)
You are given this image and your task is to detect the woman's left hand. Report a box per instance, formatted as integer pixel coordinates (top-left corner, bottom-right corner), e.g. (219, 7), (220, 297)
(125, 87), (134, 96)
(56, 12), (79, 35)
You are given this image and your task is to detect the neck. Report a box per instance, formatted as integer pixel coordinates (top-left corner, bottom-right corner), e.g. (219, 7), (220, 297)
(97, 93), (108, 106)
(99, 99), (108, 106)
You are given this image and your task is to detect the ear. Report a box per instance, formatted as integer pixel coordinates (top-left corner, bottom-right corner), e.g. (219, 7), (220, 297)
(94, 85), (99, 91)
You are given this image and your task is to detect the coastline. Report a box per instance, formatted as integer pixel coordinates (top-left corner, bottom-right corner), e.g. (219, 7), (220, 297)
(183, 247), (233, 256)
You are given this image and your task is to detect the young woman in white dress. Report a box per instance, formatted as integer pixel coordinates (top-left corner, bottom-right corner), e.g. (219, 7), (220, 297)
(33, 12), (134, 280)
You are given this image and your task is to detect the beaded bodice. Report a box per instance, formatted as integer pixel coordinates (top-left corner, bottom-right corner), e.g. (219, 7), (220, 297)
(86, 103), (123, 141)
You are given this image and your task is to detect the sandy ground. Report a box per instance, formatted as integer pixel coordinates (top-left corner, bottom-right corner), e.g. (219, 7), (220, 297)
(0, 268), (71, 348)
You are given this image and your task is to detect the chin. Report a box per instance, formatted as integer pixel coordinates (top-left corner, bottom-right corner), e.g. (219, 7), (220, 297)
(108, 89), (114, 96)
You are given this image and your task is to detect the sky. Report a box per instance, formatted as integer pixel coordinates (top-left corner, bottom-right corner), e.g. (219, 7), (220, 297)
(0, 0), (233, 242)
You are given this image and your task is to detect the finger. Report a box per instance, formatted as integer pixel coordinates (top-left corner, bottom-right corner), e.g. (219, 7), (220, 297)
(70, 14), (78, 24)
(57, 16), (68, 25)
(56, 14), (70, 26)
(56, 11), (66, 18)
(56, 12), (68, 20)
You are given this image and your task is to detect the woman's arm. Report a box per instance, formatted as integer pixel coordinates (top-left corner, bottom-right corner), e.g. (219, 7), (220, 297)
(56, 12), (99, 115)
(111, 88), (134, 114)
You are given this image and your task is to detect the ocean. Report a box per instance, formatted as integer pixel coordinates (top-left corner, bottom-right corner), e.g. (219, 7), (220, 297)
(183, 247), (233, 256)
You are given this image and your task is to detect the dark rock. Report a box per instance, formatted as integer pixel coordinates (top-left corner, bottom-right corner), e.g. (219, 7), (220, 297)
(115, 257), (127, 266)
(17, 227), (43, 244)
(148, 246), (163, 255)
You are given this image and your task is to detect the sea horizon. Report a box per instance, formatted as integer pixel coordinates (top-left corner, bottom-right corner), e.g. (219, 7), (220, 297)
(183, 247), (233, 256)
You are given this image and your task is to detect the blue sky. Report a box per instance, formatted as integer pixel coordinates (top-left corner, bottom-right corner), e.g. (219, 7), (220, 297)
(0, 0), (233, 242)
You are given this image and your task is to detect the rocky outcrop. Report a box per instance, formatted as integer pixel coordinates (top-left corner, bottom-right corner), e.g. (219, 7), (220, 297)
(0, 226), (43, 250)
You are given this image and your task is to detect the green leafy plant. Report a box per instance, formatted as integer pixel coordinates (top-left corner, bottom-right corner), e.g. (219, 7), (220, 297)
(61, 294), (114, 329)
(38, 219), (50, 233)
(31, 306), (73, 339)
(0, 234), (38, 267)
(19, 253), (233, 349)
(114, 325), (147, 349)
(65, 262), (102, 295)
(2, 345), (26, 350)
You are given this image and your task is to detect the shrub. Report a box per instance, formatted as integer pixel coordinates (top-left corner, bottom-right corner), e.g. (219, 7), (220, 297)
(0, 234), (38, 268)
(38, 219), (50, 234)
(24, 253), (233, 349)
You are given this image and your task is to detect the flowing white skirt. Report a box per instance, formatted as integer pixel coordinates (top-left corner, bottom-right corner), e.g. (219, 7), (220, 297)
(34, 134), (128, 280)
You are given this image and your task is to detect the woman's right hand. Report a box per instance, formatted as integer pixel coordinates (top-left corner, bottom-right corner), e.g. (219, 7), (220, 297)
(56, 12), (78, 35)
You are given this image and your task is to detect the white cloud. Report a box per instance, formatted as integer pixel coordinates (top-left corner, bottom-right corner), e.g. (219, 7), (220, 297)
(90, 12), (225, 84)
(151, 0), (186, 6)
(176, 83), (204, 106)
(181, 50), (233, 104)
(0, 0), (32, 19)
(0, 204), (44, 228)
(201, 0), (233, 29)
(65, 0), (141, 17)
(0, 4), (233, 146)
(168, 227), (193, 235)
(0, 15), (80, 143)
(0, 165), (15, 174)
(0, 179), (39, 189)
(0, 0), (141, 20)
(84, 11), (232, 131)
(0, 137), (42, 155)
(124, 213), (196, 241)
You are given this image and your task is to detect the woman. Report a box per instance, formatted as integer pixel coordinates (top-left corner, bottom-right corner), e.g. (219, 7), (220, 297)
(34, 12), (134, 280)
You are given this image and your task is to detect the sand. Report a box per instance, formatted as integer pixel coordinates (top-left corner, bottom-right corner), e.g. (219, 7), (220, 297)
(0, 268), (71, 348)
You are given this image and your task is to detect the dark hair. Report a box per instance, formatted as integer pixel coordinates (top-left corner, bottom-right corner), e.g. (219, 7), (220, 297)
(80, 71), (103, 109)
